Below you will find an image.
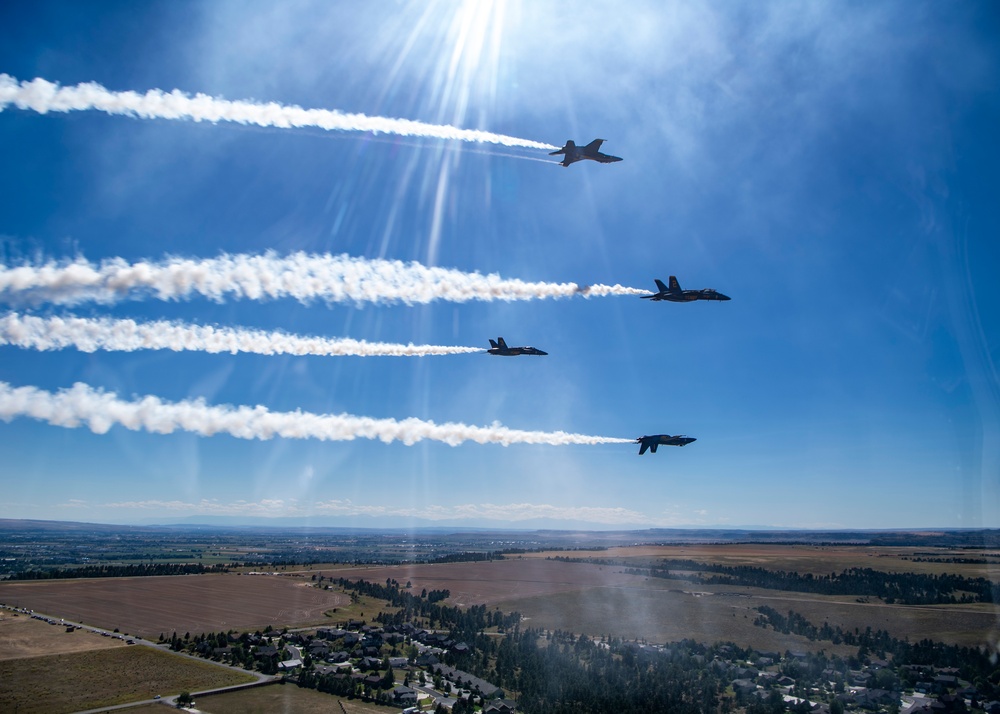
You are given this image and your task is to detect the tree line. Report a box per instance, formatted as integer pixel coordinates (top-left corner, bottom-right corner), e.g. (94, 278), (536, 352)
(624, 560), (999, 604)
(8, 562), (230, 579)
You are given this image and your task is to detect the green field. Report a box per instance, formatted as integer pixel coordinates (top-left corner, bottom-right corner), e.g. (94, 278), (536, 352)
(0, 646), (256, 714)
(196, 683), (406, 714)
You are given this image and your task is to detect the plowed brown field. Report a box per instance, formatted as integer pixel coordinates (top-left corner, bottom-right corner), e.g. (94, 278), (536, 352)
(0, 574), (348, 638)
(316, 558), (648, 606)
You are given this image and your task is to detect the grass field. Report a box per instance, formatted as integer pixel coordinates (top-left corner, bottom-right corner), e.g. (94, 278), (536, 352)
(0, 573), (349, 638)
(329, 554), (999, 651)
(0, 645), (256, 714)
(2, 546), (995, 662)
(519, 544), (1000, 579)
(195, 682), (407, 714)
(322, 592), (401, 627)
(0, 609), (126, 660)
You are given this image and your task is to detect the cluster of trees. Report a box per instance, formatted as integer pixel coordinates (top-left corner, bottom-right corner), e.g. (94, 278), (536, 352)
(335, 578), (519, 641)
(906, 556), (997, 565)
(625, 560), (999, 604)
(426, 551), (507, 564)
(8, 562), (229, 579)
(481, 630), (721, 714)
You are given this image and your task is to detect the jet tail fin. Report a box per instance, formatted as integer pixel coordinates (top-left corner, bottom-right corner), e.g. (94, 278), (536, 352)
(489, 339), (498, 349)
(668, 276), (681, 292)
(497, 337), (508, 350)
(638, 441), (649, 455)
(654, 278), (669, 293)
(549, 140), (574, 155)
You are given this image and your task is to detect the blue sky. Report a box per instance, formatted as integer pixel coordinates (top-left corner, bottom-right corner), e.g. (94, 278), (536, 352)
(0, 0), (997, 529)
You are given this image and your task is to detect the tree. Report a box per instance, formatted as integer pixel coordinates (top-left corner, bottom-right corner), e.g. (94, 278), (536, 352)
(176, 692), (193, 708)
(381, 666), (395, 689)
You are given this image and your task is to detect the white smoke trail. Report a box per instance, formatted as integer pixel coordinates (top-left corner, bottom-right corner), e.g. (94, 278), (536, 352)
(0, 312), (483, 357)
(0, 74), (557, 151)
(0, 252), (647, 307)
(0, 381), (634, 447)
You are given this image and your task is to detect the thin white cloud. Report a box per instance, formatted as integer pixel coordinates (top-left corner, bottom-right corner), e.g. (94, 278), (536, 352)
(0, 381), (634, 447)
(0, 251), (646, 307)
(0, 74), (556, 150)
(0, 312), (483, 357)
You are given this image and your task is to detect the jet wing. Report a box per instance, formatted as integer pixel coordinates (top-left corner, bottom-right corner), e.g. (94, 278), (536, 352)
(584, 139), (605, 152)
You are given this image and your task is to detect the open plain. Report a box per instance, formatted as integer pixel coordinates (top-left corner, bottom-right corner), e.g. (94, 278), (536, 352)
(0, 608), (126, 659)
(0, 573), (349, 638)
(193, 683), (409, 714)
(0, 645), (256, 714)
(321, 548), (1000, 651)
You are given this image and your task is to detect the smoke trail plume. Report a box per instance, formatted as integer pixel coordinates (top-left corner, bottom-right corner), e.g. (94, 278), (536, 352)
(0, 252), (647, 307)
(0, 381), (634, 447)
(0, 312), (482, 357)
(0, 74), (557, 150)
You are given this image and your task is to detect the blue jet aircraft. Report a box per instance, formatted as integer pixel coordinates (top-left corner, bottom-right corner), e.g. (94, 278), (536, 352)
(641, 276), (730, 302)
(549, 139), (622, 167)
(636, 434), (697, 455)
(487, 337), (548, 356)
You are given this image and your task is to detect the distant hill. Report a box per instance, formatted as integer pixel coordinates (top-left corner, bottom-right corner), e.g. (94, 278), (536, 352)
(1, 517), (998, 547)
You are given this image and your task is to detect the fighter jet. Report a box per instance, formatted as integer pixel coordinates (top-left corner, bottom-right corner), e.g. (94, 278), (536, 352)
(641, 276), (731, 302)
(549, 139), (622, 167)
(487, 337), (548, 356)
(636, 434), (697, 455)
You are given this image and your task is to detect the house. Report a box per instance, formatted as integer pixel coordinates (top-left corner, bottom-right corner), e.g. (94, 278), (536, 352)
(360, 656), (382, 671)
(854, 689), (896, 710)
(391, 685), (418, 706)
(483, 699), (517, 714)
(254, 644), (278, 659)
(433, 664), (502, 698)
(318, 627), (349, 640)
(415, 653), (439, 667)
(278, 658), (303, 671)
(308, 644), (330, 658)
(934, 675), (959, 692)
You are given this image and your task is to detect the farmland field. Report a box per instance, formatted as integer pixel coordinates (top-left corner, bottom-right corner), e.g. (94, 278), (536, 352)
(0, 608), (126, 659)
(0, 573), (348, 638)
(196, 682), (407, 714)
(324, 552), (1000, 651)
(0, 645), (255, 714)
(518, 544), (1000, 579)
(315, 558), (647, 606)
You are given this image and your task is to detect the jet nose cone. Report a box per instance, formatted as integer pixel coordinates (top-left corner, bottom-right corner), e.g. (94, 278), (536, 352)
(720, 294), (731, 301)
